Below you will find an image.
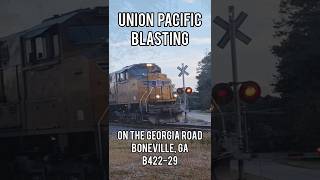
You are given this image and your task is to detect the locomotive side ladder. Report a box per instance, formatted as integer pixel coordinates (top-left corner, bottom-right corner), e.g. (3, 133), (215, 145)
(139, 90), (149, 113)
(139, 87), (154, 117)
(144, 87), (154, 112)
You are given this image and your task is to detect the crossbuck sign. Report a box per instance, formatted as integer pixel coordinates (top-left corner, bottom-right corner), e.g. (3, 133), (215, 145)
(177, 63), (189, 120)
(177, 64), (189, 77)
(214, 10), (252, 49)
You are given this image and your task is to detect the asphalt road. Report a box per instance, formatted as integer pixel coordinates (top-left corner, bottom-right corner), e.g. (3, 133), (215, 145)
(231, 158), (320, 180)
(187, 110), (211, 122)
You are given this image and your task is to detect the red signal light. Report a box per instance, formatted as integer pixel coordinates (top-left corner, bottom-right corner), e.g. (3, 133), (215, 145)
(185, 87), (193, 94)
(217, 89), (228, 97)
(239, 81), (261, 103)
(212, 83), (233, 105)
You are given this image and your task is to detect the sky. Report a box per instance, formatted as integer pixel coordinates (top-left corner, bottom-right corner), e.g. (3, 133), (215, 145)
(0, 0), (281, 95)
(212, 0), (281, 95)
(109, 0), (211, 90)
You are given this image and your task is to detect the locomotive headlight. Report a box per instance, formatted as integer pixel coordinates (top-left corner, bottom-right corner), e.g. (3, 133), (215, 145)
(156, 94), (161, 99)
(173, 93), (178, 98)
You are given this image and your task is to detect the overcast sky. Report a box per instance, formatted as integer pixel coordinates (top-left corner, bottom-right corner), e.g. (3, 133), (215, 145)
(213, 0), (280, 95)
(109, 0), (211, 90)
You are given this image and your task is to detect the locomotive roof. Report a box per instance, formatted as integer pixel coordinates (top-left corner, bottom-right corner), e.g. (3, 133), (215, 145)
(110, 63), (161, 74)
(0, 7), (107, 40)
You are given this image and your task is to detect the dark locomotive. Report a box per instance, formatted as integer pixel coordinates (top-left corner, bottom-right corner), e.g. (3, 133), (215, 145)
(0, 7), (108, 179)
(109, 63), (183, 124)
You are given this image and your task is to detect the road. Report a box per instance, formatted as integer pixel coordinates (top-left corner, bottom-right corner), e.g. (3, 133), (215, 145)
(231, 158), (320, 180)
(187, 110), (211, 122)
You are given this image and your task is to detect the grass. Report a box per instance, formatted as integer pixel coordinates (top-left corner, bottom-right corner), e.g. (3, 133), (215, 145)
(109, 130), (270, 180)
(109, 131), (211, 180)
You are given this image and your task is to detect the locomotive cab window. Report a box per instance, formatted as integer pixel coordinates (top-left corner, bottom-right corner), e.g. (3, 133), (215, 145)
(35, 37), (47, 60)
(52, 34), (60, 57)
(24, 33), (60, 65)
(120, 73), (125, 81)
(149, 65), (161, 73)
(129, 64), (161, 77)
(24, 36), (48, 64)
(116, 73), (120, 82)
(24, 39), (33, 64)
(118, 71), (128, 82)
(0, 41), (9, 65)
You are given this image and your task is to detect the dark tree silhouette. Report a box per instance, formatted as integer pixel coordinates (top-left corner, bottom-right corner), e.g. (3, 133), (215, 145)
(196, 52), (212, 110)
(272, 0), (320, 150)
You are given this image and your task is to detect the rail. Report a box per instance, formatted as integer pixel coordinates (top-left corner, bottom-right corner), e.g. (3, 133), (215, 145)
(110, 122), (211, 131)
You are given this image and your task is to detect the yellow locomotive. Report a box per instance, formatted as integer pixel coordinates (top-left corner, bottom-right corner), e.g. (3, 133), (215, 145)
(109, 63), (183, 124)
(0, 7), (108, 179)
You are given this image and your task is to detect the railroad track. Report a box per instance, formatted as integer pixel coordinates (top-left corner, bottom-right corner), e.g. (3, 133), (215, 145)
(108, 121), (211, 131)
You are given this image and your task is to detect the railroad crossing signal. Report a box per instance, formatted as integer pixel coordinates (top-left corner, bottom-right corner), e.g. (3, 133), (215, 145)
(214, 9), (252, 48)
(212, 81), (261, 105)
(177, 63), (189, 121)
(213, 6), (252, 180)
(177, 64), (189, 77)
(185, 87), (193, 94)
(176, 87), (193, 95)
(177, 88), (184, 95)
(239, 81), (261, 103)
(212, 83), (233, 105)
